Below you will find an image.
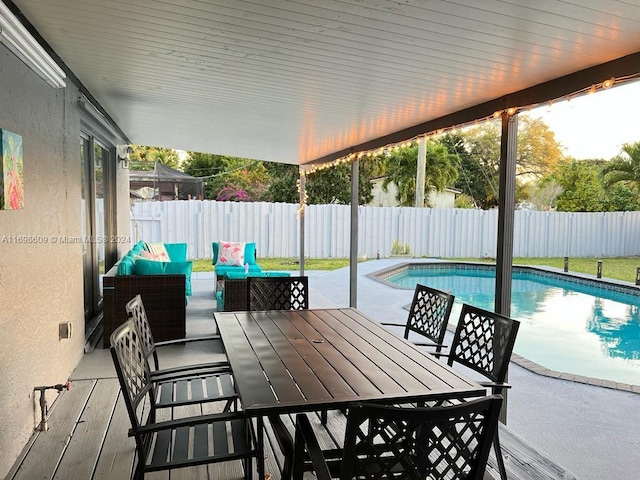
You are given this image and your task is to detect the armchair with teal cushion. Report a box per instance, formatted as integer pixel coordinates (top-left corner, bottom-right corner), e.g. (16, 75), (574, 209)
(211, 241), (263, 278)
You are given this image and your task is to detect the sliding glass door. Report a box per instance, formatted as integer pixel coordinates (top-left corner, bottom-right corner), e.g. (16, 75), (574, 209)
(81, 135), (117, 323)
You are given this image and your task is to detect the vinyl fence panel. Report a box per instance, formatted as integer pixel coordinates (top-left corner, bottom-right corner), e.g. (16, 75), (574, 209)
(130, 200), (640, 260)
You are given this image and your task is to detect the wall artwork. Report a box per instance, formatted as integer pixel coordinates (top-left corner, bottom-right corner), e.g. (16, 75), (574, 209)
(0, 129), (24, 210)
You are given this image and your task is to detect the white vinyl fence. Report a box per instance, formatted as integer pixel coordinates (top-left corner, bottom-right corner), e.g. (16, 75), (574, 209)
(130, 200), (640, 260)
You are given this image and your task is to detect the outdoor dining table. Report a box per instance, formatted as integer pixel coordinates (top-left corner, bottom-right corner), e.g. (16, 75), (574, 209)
(214, 307), (486, 479)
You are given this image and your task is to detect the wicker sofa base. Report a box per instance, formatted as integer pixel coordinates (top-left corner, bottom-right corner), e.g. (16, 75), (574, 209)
(103, 266), (186, 348)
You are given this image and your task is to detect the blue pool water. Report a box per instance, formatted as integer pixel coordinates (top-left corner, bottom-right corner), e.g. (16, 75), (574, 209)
(387, 265), (640, 386)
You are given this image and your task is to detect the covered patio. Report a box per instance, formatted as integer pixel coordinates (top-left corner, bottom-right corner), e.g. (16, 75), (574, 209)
(1, 1), (640, 478)
(11, 265), (640, 480)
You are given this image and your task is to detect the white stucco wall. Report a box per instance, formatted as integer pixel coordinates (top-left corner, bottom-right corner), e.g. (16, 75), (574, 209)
(0, 46), (128, 476)
(369, 178), (458, 208)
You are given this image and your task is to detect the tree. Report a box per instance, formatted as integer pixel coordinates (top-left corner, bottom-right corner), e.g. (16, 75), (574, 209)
(602, 184), (640, 211)
(551, 160), (604, 212)
(526, 179), (563, 211)
(129, 145), (180, 170)
(264, 158), (379, 205)
(382, 140), (459, 207)
(601, 142), (640, 196)
(182, 153), (268, 201)
(263, 163), (300, 203)
(455, 116), (566, 209)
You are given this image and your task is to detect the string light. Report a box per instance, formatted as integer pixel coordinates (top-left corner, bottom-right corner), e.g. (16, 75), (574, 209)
(302, 74), (639, 178)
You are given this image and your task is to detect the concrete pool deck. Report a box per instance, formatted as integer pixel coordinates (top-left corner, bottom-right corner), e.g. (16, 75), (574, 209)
(210, 258), (640, 480)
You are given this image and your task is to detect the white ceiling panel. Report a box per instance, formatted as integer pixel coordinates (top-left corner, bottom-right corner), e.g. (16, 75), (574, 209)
(10, 0), (640, 164)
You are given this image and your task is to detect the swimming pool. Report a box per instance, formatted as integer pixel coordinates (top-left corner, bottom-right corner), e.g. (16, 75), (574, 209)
(380, 263), (640, 387)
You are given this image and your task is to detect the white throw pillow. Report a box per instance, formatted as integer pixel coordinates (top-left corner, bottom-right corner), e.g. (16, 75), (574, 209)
(216, 241), (246, 266)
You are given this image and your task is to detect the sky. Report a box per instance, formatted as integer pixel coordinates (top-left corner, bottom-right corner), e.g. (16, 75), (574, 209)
(528, 80), (640, 160)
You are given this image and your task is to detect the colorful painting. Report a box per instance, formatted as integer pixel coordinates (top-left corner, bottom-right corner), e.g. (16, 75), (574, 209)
(0, 129), (24, 210)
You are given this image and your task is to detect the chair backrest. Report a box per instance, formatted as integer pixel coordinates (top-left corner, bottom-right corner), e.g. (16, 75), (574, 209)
(109, 318), (155, 443)
(448, 303), (520, 384)
(125, 294), (159, 369)
(404, 283), (455, 349)
(340, 395), (503, 480)
(247, 276), (309, 310)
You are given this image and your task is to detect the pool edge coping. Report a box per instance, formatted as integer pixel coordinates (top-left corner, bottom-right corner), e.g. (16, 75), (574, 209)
(370, 260), (640, 394)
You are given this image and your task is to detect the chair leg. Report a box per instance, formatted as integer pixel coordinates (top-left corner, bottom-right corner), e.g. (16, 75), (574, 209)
(493, 428), (508, 480)
(320, 410), (328, 424)
(269, 415), (294, 480)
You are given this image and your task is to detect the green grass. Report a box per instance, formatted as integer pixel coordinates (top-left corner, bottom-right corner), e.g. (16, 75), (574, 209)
(192, 257), (350, 272)
(193, 256), (640, 283)
(450, 257), (639, 283)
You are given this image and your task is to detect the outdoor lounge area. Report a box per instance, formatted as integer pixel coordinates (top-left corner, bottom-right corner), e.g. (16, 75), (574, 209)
(3, 1), (640, 480)
(7, 262), (639, 480)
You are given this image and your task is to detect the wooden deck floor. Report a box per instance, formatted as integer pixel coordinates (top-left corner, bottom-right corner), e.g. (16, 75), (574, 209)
(7, 375), (579, 480)
(6, 283), (580, 480)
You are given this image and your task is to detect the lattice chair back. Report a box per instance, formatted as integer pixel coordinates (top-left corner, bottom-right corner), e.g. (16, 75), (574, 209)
(448, 303), (520, 384)
(405, 283), (455, 351)
(294, 395), (503, 480)
(247, 276), (309, 310)
(109, 319), (156, 458)
(125, 294), (160, 370)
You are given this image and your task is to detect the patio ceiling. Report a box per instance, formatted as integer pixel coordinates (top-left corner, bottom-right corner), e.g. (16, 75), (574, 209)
(9, 0), (640, 165)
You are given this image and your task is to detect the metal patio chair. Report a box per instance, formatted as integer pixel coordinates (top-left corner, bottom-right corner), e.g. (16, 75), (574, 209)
(125, 294), (237, 411)
(109, 319), (259, 480)
(292, 395), (503, 480)
(440, 303), (521, 480)
(247, 275), (309, 310)
(382, 283), (455, 354)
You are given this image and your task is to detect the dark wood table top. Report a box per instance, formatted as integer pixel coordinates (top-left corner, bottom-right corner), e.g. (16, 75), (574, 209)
(215, 308), (484, 416)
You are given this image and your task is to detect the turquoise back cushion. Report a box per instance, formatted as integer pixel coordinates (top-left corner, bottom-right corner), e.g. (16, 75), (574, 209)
(212, 242), (257, 265)
(164, 243), (188, 262)
(134, 258), (193, 296)
(117, 255), (136, 275)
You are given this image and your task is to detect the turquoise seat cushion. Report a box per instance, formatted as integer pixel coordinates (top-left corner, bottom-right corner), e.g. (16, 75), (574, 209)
(164, 243), (188, 262)
(215, 264), (263, 277)
(134, 258), (193, 296)
(216, 290), (223, 311)
(224, 270), (267, 280)
(212, 241), (258, 265)
(264, 271), (291, 277)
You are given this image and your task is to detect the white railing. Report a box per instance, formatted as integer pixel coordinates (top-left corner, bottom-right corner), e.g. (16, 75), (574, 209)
(130, 200), (640, 260)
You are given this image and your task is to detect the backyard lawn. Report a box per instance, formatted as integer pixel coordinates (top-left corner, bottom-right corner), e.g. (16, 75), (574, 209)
(194, 256), (639, 283)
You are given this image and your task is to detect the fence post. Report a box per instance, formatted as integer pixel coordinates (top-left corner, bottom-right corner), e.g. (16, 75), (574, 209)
(636, 267), (640, 286)
(597, 260), (602, 278)
(563, 257), (568, 272)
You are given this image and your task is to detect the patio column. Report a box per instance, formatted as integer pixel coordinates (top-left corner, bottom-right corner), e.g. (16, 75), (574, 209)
(415, 137), (426, 208)
(298, 168), (306, 275)
(350, 158), (359, 308)
(495, 110), (518, 425)
(495, 112), (517, 316)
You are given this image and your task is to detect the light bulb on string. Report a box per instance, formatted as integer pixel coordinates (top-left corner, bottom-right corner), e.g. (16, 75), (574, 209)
(602, 77), (615, 89)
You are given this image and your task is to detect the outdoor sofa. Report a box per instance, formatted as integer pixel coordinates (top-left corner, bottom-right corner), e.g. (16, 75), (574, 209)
(102, 241), (192, 347)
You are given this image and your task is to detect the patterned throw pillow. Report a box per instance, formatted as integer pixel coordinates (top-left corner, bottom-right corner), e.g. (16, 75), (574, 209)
(143, 242), (171, 262)
(216, 241), (245, 266)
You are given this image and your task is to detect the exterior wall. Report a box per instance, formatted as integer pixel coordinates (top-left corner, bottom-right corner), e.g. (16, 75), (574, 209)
(428, 189), (456, 209)
(0, 46), (128, 476)
(369, 178), (457, 208)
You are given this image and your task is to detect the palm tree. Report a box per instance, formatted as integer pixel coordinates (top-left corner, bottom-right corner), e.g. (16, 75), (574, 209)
(601, 142), (640, 194)
(383, 140), (459, 206)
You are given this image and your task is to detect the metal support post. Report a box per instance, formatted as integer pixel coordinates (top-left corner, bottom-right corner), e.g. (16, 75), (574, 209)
(350, 158), (359, 308)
